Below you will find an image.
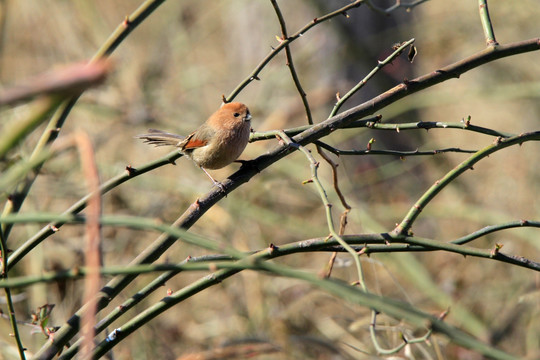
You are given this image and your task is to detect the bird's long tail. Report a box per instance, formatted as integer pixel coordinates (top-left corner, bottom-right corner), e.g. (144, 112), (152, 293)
(135, 129), (185, 147)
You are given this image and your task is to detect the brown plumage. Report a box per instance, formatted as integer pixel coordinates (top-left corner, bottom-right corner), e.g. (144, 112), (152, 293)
(136, 102), (252, 187)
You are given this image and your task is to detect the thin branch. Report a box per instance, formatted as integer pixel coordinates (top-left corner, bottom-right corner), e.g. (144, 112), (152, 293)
(270, 0), (352, 216)
(478, 0), (498, 46)
(370, 310), (414, 355)
(0, 229), (26, 359)
(395, 234), (540, 271)
(452, 220), (540, 245)
(366, 120), (515, 138)
(225, 0), (364, 102)
(330, 38), (415, 117)
(317, 148), (352, 222)
(366, 0), (430, 15)
(0, 255), (232, 289)
(250, 117), (515, 143)
(315, 141), (477, 156)
(395, 131), (540, 236)
(270, 0), (313, 125)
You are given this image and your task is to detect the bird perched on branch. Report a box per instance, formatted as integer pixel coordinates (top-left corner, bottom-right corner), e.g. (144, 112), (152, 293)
(136, 102), (252, 189)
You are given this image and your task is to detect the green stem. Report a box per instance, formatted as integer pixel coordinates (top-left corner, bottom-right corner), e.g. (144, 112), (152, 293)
(369, 311), (408, 355)
(0, 255), (231, 289)
(0, 98), (78, 240)
(2, 213), (246, 259)
(478, 0), (498, 46)
(0, 229), (26, 359)
(0, 97), (62, 158)
(452, 220), (540, 245)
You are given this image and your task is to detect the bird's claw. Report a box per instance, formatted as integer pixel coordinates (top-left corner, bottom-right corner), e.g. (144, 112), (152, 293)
(213, 180), (227, 195)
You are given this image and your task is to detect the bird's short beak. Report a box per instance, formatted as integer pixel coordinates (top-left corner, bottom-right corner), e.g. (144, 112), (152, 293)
(245, 113), (252, 122)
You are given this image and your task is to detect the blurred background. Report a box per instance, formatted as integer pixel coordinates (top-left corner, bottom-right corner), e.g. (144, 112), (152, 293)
(1, 0), (539, 358)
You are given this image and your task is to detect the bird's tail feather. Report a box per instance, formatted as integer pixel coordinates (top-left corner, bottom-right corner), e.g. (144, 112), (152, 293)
(135, 129), (185, 147)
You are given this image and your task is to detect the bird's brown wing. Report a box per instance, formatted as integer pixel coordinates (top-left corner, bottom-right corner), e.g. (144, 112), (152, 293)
(180, 123), (216, 150)
(135, 129), (185, 147)
(181, 132), (208, 150)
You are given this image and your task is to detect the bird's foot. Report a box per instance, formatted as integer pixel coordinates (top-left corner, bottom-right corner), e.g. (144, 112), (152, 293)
(212, 180), (227, 195)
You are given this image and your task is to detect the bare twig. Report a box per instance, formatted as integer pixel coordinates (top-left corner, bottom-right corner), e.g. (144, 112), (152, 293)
(394, 131), (540, 236)
(225, 0), (364, 102)
(330, 38), (415, 117)
(315, 141), (477, 156)
(366, 0), (430, 15)
(270, 0), (313, 124)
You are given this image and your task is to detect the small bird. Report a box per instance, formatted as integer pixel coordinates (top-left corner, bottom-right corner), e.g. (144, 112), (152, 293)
(136, 102), (252, 189)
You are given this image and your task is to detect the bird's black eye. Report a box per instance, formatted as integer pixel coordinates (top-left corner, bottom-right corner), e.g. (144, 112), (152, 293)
(233, 112), (240, 117)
